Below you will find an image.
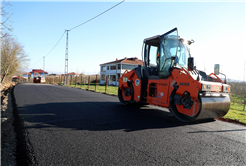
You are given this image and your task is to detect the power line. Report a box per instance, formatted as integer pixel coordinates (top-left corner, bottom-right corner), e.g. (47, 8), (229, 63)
(69, 0), (125, 31)
(30, 57), (43, 66)
(30, 1), (125, 72)
(30, 31), (66, 67)
(44, 30), (66, 58)
(63, 0), (125, 85)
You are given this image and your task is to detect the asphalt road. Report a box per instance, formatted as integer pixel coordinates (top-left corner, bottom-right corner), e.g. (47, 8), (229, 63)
(14, 83), (246, 166)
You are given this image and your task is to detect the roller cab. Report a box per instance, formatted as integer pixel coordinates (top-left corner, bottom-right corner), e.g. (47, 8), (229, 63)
(118, 28), (230, 122)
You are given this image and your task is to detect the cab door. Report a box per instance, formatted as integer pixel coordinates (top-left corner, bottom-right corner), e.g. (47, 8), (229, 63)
(159, 28), (178, 77)
(147, 28), (178, 107)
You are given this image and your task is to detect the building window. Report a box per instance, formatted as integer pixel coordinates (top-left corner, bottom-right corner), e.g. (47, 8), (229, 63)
(118, 64), (121, 69)
(107, 66), (109, 70)
(110, 66), (116, 70)
(122, 64), (136, 70)
(110, 75), (116, 81)
(101, 66), (106, 72)
(117, 74), (121, 81)
(101, 74), (105, 81)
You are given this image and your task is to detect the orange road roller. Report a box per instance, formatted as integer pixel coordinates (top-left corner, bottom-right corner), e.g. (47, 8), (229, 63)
(118, 28), (230, 122)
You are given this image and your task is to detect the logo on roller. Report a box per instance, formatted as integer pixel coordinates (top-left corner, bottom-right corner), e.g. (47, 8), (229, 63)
(180, 82), (189, 86)
(135, 79), (140, 86)
(157, 92), (164, 98)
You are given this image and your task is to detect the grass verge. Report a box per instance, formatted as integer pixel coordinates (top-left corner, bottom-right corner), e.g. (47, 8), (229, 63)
(222, 97), (246, 125)
(63, 83), (118, 96)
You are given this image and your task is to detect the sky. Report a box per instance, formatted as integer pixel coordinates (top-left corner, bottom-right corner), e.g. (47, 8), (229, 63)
(7, 0), (246, 81)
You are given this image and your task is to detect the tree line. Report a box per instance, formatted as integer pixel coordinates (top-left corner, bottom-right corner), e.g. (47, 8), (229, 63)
(1, 0), (29, 83)
(229, 81), (246, 111)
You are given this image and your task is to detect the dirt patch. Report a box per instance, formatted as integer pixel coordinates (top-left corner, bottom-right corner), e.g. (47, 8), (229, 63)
(1, 82), (17, 166)
(0, 92), (16, 166)
(1, 82), (15, 103)
(216, 117), (246, 127)
(1, 81), (15, 91)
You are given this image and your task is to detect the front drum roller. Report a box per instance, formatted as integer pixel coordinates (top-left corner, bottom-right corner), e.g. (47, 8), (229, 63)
(170, 90), (230, 122)
(118, 83), (134, 105)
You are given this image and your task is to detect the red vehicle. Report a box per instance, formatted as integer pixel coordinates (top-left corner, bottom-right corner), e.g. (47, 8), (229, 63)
(33, 76), (41, 83)
(118, 28), (230, 122)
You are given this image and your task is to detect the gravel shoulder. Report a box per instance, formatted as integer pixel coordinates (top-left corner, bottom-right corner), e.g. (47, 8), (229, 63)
(1, 88), (17, 166)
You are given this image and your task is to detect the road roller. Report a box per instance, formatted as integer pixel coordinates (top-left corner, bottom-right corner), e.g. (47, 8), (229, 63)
(118, 28), (230, 122)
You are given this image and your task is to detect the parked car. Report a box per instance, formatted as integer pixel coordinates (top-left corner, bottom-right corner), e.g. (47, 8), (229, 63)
(33, 76), (41, 83)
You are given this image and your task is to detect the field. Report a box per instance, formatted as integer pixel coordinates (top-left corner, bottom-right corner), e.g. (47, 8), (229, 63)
(64, 83), (118, 96)
(223, 96), (246, 125)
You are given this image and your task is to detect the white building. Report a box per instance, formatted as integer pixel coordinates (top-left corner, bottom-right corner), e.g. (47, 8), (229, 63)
(99, 57), (143, 86)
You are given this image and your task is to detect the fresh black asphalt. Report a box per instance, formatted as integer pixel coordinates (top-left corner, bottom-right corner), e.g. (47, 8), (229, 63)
(14, 83), (246, 165)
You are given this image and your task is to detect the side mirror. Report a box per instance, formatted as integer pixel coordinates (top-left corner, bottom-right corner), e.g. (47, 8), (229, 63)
(188, 57), (194, 71)
(188, 39), (195, 45)
(214, 64), (220, 75)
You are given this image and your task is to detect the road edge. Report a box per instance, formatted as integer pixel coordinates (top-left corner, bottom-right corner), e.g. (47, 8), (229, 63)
(12, 85), (38, 166)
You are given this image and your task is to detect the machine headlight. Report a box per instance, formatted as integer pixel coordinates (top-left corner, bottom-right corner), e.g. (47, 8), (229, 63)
(123, 77), (128, 82)
(223, 85), (230, 92)
(202, 84), (211, 91)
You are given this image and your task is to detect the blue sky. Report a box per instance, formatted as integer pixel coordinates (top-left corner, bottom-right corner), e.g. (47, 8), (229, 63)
(9, 1), (246, 80)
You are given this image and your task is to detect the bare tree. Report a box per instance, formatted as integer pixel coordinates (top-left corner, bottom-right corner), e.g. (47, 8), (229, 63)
(1, 1), (29, 83)
(236, 82), (246, 111)
(1, 36), (29, 83)
(230, 81), (246, 111)
(1, 0), (13, 37)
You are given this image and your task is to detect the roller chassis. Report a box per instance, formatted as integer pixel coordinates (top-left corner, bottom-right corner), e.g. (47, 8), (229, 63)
(118, 66), (230, 122)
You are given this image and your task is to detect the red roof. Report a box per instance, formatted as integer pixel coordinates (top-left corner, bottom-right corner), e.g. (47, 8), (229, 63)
(23, 72), (31, 75)
(12, 76), (26, 80)
(100, 57), (143, 66)
(31, 69), (48, 74)
(67, 72), (79, 75)
(61, 72), (80, 76)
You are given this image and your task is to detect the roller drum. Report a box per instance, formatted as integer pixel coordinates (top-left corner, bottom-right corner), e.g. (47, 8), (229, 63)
(169, 91), (230, 122)
(196, 93), (230, 120)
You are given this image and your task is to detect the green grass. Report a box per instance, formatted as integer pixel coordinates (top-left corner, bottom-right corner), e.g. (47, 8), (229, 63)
(223, 98), (246, 125)
(63, 83), (118, 96)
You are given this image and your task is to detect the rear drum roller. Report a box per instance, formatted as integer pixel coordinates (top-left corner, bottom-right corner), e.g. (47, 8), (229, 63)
(118, 83), (134, 105)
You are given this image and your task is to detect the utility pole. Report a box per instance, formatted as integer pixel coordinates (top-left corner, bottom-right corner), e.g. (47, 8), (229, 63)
(43, 56), (45, 71)
(244, 60), (245, 82)
(64, 30), (70, 85)
(43, 56), (45, 78)
(203, 61), (206, 72)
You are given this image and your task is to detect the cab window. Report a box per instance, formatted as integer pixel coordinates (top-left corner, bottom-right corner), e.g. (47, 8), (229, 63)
(145, 44), (159, 76)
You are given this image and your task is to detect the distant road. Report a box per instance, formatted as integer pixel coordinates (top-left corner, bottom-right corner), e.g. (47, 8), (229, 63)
(14, 83), (246, 166)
